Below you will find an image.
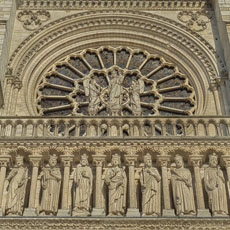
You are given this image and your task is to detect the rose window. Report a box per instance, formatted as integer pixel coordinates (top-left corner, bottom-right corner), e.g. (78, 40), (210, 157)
(36, 47), (196, 116)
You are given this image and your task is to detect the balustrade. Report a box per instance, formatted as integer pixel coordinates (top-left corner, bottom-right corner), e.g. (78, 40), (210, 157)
(0, 116), (229, 138)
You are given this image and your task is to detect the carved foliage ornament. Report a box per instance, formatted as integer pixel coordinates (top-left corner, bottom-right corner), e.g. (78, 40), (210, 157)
(36, 46), (196, 117)
(177, 11), (210, 32)
(17, 10), (51, 31)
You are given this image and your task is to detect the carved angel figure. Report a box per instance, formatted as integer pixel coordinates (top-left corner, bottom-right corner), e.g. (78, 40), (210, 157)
(39, 154), (61, 216)
(107, 69), (124, 116)
(72, 154), (93, 216)
(5, 156), (28, 216)
(83, 75), (101, 116)
(130, 79), (144, 116)
(204, 153), (228, 216)
(104, 154), (127, 216)
(140, 153), (161, 216)
(171, 155), (196, 216)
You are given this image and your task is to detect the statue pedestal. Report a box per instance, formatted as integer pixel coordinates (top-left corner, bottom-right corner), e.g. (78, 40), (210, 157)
(23, 208), (37, 216)
(197, 209), (211, 217)
(91, 208), (105, 217)
(162, 209), (175, 217)
(57, 209), (70, 217)
(126, 208), (140, 217)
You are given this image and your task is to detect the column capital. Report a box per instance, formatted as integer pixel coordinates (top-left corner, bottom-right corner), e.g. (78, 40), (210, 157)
(29, 155), (42, 167)
(60, 155), (73, 167)
(221, 155), (230, 168)
(125, 155), (138, 166)
(189, 155), (203, 167)
(93, 155), (106, 166)
(0, 156), (11, 167)
(157, 155), (171, 167)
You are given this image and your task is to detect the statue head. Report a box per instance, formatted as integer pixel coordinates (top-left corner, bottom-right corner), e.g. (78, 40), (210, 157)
(111, 154), (121, 167)
(174, 154), (184, 168)
(49, 154), (58, 167)
(209, 153), (218, 168)
(111, 69), (118, 79)
(144, 153), (152, 168)
(80, 154), (88, 166)
(16, 155), (24, 167)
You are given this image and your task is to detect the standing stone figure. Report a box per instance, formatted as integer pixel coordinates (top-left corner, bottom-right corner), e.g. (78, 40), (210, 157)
(130, 79), (144, 116)
(5, 156), (28, 216)
(171, 155), (196, 216)
(108, 69), (124, 115)
(104, 154), (127, 216)
(204, 153), (228, 216)
(72, 154), (93, 216)
(39, 154), (61, 216)
(140, 153), (161, 216)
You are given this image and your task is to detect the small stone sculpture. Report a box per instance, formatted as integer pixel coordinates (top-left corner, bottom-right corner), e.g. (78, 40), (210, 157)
(204, 153), (228, 216)
(5, 156), (28, 216)
(140, 153), (161, 216)
(104, 154), (127, 216)
(72, 154), (93, 216)
(171, 155), (196, 216)
(39, 154), (61, 216)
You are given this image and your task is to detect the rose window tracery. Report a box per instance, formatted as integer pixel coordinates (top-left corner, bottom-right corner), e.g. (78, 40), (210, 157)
(36, 47), (196, 116)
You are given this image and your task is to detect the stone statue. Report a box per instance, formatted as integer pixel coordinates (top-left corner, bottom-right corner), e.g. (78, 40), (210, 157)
(140, 153), (161, 216)
(107, 69), (124, 116)
(104, 154), (127, 216)
(130, 79), (144, 116)
(39, 154), (62, 216)
(204, 153), (228, 216)
(72, 154), (93, 216)
(83, 76), (101, 116)
(171, 155), (196, 216)
(5, 156), (28, 216)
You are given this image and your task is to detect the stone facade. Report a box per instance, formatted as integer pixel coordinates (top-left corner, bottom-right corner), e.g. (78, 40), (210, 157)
(0, 0), (230, 229)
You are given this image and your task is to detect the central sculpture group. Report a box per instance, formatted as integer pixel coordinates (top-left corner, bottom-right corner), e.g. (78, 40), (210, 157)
(3, 153), (228, 217)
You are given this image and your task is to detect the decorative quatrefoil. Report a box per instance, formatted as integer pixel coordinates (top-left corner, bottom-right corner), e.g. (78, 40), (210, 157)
(177, 11), (210, 32)
(17, 10), (51, 31)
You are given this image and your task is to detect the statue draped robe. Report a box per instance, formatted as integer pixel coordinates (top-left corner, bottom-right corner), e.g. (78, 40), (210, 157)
(40, 167), (61, 215)
(171, 167), (196, 215)
(204, 167), (228, 215)
(140, 167), (161, 216)
(73, 164), (93, 215)
(105, 167), (127, 216)
(5, 167), (28, 216)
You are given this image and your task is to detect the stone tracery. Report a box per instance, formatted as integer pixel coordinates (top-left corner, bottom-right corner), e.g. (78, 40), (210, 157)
(36, 47), (196, 117)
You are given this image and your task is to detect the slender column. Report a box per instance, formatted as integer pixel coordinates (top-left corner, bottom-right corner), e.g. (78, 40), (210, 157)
(189, 155), (210, 217)
(210, 80), (222, 115)
(91, 155), (106, 216)
(3, 77), (13, 116)
(24, 155), (42, 216)
(10, 79), (22, 115)
(157, 155), (174, 216)
(125, 155), (140, 217)
(0, 156), (10, 209)
(221, 156), (230, 200)
(59, 155), (73, 215)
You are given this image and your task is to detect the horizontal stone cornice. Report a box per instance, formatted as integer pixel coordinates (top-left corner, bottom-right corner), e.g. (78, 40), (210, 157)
(0, 217), (229, 229)
(18, 0), (210, 10)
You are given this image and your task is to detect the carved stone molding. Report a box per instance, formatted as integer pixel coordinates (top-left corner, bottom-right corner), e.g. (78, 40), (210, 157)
(177, 11), (210, 32)
(0, 217), (229, 229)
(17, 10), (51, 31)
(18, 0), (210, 10)
(8, 10), (223, 84)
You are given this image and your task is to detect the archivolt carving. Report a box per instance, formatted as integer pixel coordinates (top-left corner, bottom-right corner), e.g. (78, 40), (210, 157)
(17, 10), (51, 31)
(36, 46), (196, 117)
(8, 10), (223, 83)
(177, 11), (210, 32)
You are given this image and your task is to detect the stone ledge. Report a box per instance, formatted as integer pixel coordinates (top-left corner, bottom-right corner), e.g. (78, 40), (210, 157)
(0, 217), (229, 230)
